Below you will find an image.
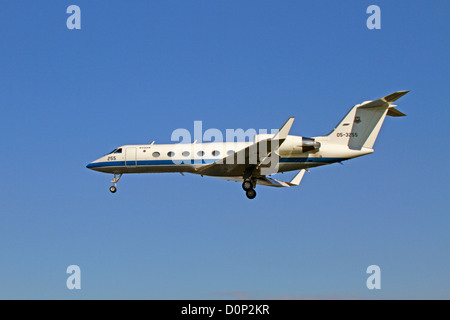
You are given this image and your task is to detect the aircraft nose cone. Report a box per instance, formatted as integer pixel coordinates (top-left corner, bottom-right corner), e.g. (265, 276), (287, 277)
(86, 162), (95, 169)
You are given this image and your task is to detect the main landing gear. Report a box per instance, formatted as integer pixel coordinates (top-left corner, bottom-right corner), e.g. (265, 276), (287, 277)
(109, 173), (122, 193)
(241, 166), (257, 199)
(242, 179), (257, 199)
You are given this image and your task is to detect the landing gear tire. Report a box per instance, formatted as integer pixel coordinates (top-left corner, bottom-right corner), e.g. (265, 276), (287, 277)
(246, 189), (256, 199)
(242, 180), (253, 191)
(109, 173), (122, 194)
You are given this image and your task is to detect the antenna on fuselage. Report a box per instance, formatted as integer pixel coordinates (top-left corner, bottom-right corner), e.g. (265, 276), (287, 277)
(150, 141), (155, 145)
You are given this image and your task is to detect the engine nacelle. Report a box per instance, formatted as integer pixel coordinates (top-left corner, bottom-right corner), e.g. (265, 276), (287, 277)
(301, 137), (321, 153)
(278, 135), (321, 156)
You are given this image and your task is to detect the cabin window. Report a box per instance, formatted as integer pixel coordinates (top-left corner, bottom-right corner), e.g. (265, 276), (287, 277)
(167, 151), (175, 157)
(197, 151), (205, 157)
(212, 150), (220, 156)
(152, 152), (160, 157)
(227, 150), (234, 156)
(182, 151), (190, 157)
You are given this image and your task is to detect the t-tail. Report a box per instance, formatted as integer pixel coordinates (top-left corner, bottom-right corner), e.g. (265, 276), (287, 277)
(326, 91), (409, 150)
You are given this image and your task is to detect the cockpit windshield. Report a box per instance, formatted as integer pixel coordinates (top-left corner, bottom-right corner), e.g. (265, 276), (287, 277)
(106, 148), (122, 155)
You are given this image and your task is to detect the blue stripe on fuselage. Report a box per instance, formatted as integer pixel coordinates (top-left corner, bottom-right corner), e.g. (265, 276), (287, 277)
(279, 157), (347, 163)
(86, 157), (348, 169)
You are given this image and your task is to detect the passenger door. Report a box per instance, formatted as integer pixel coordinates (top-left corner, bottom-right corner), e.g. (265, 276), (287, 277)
(125, 147), (137, 167)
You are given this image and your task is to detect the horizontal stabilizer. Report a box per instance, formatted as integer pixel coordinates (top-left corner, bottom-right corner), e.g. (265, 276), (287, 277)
(387, 107), (406, 117)
(360, 90), (410, 109)
(384, 90), (410, 103)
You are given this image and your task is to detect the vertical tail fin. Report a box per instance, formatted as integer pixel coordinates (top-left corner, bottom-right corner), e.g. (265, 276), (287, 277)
(326, 91), (409, 150)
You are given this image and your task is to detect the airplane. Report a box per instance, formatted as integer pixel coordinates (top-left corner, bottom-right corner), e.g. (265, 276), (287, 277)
(86, 91), (408, 199)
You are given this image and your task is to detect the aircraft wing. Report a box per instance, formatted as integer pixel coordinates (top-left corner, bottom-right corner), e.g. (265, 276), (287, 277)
(194, 117), (295, 177)
(257, 169), (306, 187)
(206, 169), (306, 188)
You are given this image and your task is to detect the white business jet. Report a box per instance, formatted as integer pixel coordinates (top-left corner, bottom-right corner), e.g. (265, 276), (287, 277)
(87, 91), (408, 199)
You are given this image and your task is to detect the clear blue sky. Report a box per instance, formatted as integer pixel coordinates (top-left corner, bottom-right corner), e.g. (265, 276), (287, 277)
(1, 0), (448, 299)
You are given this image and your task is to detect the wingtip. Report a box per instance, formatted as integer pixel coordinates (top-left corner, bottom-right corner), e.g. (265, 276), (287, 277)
(289, 169), (306, 186)
(273, 117), (295, 140)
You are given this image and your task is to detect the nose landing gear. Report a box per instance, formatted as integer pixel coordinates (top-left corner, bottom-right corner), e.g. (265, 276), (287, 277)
(110, 173), (122, 193)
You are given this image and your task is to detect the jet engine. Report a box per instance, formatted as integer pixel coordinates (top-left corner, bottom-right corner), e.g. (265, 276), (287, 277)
(301, 137), (321, 152)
